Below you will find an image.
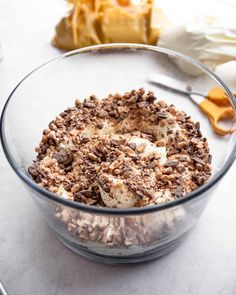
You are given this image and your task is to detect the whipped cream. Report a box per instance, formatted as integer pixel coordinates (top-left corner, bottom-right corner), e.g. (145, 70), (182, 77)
(99, 177), (138, 208)
(158, 15), (236, 75)
(99, 137), (167, 208)
(129, 137), (167, 164)
(80, 121), (116, 137)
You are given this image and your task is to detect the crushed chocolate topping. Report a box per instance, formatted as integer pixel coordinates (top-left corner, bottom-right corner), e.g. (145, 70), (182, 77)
(164, 160), (179, 167)
(156, 112), (168, 119)
(53, 151), (73, 165)
(171, 185), (183, 197)
(28, 88), (212, 208)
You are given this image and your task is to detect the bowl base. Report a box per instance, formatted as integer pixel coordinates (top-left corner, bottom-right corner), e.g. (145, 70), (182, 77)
(56, 231), (191, 265)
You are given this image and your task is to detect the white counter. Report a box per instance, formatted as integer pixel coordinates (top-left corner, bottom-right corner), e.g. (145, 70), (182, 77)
(0, 0), (236, 294)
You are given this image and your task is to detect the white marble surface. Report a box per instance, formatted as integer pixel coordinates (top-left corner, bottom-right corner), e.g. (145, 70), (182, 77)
(0, 0), (236, 294)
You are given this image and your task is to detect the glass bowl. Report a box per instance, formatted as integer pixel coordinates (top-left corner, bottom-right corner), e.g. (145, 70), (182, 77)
(0, 280), (8, 295)
(1, 44), (236, 264)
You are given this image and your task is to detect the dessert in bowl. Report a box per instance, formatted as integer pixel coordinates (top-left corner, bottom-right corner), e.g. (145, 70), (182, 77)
(29, 88), (211, 208)
(1, 44), (236, 263)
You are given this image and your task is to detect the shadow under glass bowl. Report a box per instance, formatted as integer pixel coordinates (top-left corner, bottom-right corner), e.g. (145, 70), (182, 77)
(1, 44), (236, 264)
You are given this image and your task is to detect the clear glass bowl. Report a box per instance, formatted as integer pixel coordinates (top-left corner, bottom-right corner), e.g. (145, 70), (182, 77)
(1, 44), (236, 264)
(0, 280), (8, 295)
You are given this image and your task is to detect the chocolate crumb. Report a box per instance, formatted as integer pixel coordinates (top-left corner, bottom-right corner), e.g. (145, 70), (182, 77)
(53, 151), (73, 165)
(172, 186), (183, 197)
(129, 142), (137, 151)
(28, 166), (39, 177)
(96, 122), (104, 129)
(156, 112), (168, 119)
(191, 156), (205, 166)
(164, 160), (179, 167)
(84, 102), (96, 109)
(80, 137), (90, 144)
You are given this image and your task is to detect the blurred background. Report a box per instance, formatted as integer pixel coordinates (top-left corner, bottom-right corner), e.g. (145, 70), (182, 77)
(1, 0), (236, 94)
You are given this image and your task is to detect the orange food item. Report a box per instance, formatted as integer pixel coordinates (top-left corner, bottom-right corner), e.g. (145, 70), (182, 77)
(199, 98), (235, 136)
(207, 86), (236, 106)
(201, 86), (236, 136)
(117, 0), (130, 6)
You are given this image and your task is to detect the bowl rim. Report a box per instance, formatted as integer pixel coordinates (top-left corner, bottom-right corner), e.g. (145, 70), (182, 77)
(1, 43), (236, 215)
(0, 280), (8, 295)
